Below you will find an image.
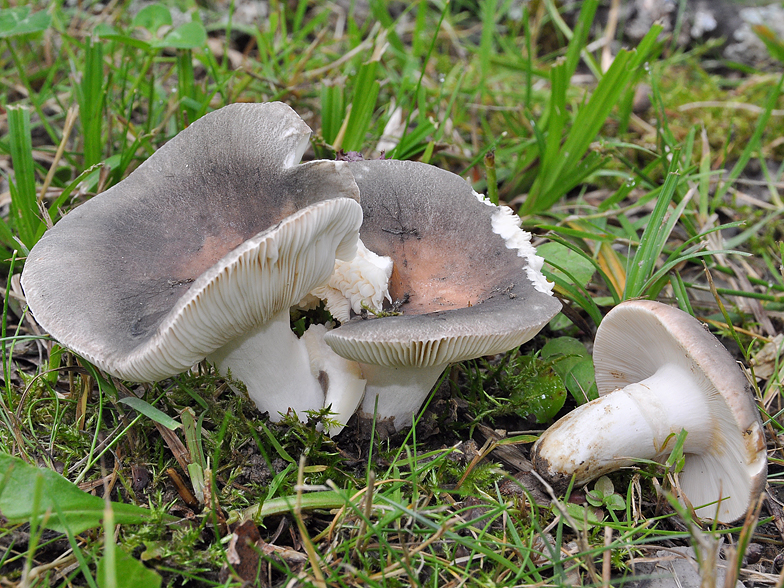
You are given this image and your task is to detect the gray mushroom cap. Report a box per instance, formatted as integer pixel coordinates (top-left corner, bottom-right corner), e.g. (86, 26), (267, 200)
(324, 159), (562, 368)
(22, 102), (362, 382)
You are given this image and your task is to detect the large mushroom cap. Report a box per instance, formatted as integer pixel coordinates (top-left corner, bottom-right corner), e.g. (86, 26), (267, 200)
(22, 102), (362, 382)
(594, 300), (767, 521)
(324, 159), (561, 368)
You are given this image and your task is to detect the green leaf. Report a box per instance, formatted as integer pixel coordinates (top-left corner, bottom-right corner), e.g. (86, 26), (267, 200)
(563, 503), (604, 529)
(97, 549), (162, 588)
(594, 475), (614, 497)
(539, 242), (596, 288)
(523, 366), (567, 423)
(585, 489), (604, 508)
(158, 21), (207, 50)
(541, 337), (589, 377)
(132, 4), (172, 34)
(0, 453), (169, 534)
(541, 337), (597, 404)
(564, 359), (598, 403)
(118, 397), (181, 430)
(586, 477), (626, 511)
(605, 493), (626, 511)
(0, 6), (51, 39)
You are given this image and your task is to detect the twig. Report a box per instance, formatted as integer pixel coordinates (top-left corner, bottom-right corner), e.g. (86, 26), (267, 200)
(302, 24), (378, 80)
(38, 105), (79, 212)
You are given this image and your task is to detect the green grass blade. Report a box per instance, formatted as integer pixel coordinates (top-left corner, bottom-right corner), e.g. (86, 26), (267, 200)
(543, 266), (603, 326)
(7, 105), (37, 250)
(544, 234), (621, 303)
(341, 61), (380, 151)
(479, 0), (499, 97)
(643, 250), (750, 294)
(117, 397), (181, 431)
(77, 36), (105, 167)
(523, 26), (662, 214)
(177, 49), (197, 126)
(539, 60), (568, 182)
(320, 83), (345, 146)
(561, 0), (599, 79)
(367, 0), (404, 53)
(623, 155), (682, 299)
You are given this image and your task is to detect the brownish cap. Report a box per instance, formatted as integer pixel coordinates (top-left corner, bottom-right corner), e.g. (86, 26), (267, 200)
(324, 159), (561, 367)
(22, 102), (362, 381)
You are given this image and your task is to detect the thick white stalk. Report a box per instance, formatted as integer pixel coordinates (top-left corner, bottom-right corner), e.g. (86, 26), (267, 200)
(208, 310), (324, 421)
(357, 363), (447, 431)
(533, 363), (714, 484)
(301, 324), (366, 435)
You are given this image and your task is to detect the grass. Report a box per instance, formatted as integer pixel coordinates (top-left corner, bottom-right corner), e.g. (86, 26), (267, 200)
(1, 0), (784, 586)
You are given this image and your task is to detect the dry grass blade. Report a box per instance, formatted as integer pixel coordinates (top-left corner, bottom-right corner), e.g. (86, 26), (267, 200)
(295, 455), (327, 588)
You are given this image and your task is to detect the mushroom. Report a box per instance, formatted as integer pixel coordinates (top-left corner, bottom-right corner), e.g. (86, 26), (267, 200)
(530, 300), (767, 523)
(322, 159), (562, 433)
(22, 102), (367, 429)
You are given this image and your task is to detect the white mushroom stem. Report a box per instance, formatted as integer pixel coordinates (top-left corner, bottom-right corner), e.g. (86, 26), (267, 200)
(533, 363), (716, 484)
(533, 361), (763, 521)
(208, 311), (365, 434)
(302, 324), (366, 435)
(208, 310), (324, 419)
(356, 363), (447, 428)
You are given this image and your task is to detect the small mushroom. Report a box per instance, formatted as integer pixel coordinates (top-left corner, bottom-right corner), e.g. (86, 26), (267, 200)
(323, 159), (562, 432)
(22, 102), (366, 428)
(530, 300), (767, 523)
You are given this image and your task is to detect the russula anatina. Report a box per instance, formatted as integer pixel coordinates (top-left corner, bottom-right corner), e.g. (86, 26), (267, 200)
(323, 159), (562, 432)
(22, 102), (367, 432)
(530, 300), (767, 523)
